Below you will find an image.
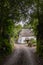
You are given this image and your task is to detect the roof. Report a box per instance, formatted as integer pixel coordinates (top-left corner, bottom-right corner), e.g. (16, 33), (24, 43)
(19, 29), (34, 37)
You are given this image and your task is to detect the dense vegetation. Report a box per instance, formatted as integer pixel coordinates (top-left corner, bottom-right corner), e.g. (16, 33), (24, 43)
(0, 0), (33, 56)
(0, 0), (43, 62)
(14, 24), (22, 43)
(24, 0), (43, 57)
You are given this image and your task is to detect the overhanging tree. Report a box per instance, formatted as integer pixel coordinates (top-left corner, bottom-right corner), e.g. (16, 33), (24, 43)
(0, 0), (33, 55)
(37, 0), (43, 56)
(0, 0), (43, 57)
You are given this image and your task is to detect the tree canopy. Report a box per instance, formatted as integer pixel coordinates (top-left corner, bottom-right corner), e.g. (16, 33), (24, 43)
(0, 0), (43, 58)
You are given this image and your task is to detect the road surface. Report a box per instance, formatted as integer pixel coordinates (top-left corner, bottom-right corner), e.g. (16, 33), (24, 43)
(3, 44), (38, 65)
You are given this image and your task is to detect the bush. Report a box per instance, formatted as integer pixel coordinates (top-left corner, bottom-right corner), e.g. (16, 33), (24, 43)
(0, 37), (12, 56)
(30, 38), (36, 44)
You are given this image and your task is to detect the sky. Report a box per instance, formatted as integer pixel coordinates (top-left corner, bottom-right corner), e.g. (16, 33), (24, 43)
(15, 19), (30, 27)
(18, 21), (24, 27)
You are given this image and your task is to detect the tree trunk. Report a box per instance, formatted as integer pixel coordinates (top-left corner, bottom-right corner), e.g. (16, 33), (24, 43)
(37, 0), (43, 57)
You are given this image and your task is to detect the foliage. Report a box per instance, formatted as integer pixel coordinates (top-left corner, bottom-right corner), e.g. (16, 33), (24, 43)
(0, 0), (43, 59)
(30, 19), (38, 36)
(23, 0), (43, 57)
(23, 18), (38, 36)
(14, 24), (22, 42)
(0, 0), (34, 22)
(36, 0), (43, 57)
(0, 19), (14, 55)
(23, 23), (32, 29)
(30, 38), (36, 44)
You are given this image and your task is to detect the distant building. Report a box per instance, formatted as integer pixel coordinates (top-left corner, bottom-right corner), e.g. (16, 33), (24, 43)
(18, 29), (36, 43)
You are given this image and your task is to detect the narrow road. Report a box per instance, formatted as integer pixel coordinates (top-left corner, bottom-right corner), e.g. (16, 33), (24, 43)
(3, 44), (37, 65)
